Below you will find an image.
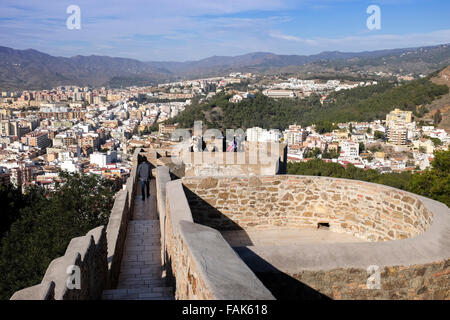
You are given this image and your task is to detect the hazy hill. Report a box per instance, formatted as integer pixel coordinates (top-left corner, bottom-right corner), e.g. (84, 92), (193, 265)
(146, 46), (450, 78)
(1, 44), (450, 90)
(0, 46), (169, 90)
(292, 44), (450, 78)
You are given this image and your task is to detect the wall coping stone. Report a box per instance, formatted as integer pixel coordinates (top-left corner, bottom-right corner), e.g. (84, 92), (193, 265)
(156, 166), (171, 223)
(10, 153), (138, 299)
(105, 188), (130, 288)
(179, 221), (275, 300)
(11, 226), (107, 300)
(166, 180), (194, 234)
(156, 166), (171, 265)
(163, 177), (274, 300)
(10, 281), (55, 300)
(181, 175), (450, 272)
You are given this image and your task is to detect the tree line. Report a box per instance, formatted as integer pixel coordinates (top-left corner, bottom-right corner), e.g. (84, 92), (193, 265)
(287, 149), (450, 207)
(0, 172), (118, 300)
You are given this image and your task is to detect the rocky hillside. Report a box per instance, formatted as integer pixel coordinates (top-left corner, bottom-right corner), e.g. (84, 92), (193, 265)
(422, 66), (450, 133)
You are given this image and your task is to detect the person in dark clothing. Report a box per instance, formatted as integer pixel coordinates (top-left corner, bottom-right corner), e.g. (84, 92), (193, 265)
(137, 157), (152, 200)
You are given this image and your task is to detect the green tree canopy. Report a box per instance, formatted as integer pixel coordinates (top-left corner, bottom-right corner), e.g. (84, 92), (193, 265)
(374, 131), (385, 140)
(0, 172), (118, 299)
(433, 109), (442, 125)
(409, 149), (450, 206)
(287, 148), (450, 207)
(164, 77), (448, 132)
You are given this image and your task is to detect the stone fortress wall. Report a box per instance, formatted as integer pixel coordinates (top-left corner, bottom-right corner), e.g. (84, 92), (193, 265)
(181, 142), (288, 177)
(10, 149), (274, 300)
(181, 175), (450, 299)
(10, 226), (108, 300)
(281, 259), (449, 300)
(9, 148), (450, 300)
(182, 175), (434, 242)
(10, 149), (141, 300)
(183, 152), (280, 177)
(156, 166), (274, 300)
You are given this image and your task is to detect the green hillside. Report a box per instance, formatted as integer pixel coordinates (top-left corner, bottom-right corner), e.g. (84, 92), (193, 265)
(164, 75), (448, 131)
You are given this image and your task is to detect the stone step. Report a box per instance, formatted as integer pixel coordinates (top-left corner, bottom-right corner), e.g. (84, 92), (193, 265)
(125, 241), (161, 248)
(103, 295), (174, 300)
(127, 230), (160, 235)
(117, 279), (167, 287)
(124, 246), (161, 253)
(124, 240), (157, 247)
(126, 232), (160, 237)
(125, 239), (160, 244)
(122, 255), (162, 262)
(103, 287), (173, 295)
(124, 243), (161, 249)
(125, 233), (160, 239)
(118, 273), (165, 281)
(127, 224), (160, 229)
(127, 227), (160, 232)
(120, 264), (162, 272)
(122, 253), (161, 262)
(127, 223), (159, 227)
(102, 287), (173, 300)
(119, 271), (157, 278)
(121, 261), (162, 268)
(127, 229), (160, 235)
(127, 227), (159, 233)
(126, 231), (160, 237)
(127, 225), (160, 229)
(128, 220), (159, 226)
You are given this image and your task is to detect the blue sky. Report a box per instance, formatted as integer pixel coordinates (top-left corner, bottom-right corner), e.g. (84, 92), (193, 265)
(0, 0), (449, 61)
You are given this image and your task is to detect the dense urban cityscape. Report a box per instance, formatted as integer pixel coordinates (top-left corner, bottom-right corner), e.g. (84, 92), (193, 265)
(0, 71), (448, 191)
(0, 0), (449, 307)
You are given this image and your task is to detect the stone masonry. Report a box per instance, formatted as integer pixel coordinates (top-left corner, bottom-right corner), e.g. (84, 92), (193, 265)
(286, 259), (450, 300)
(10, 149), (449, 300)
(181, 174), (450, 300)
(102, 179), (174, 300)
(183, 175), (434, 242)
(160, 175), (274, 300)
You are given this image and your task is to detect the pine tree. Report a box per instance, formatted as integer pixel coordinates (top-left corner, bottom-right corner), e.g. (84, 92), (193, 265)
(433, 109), (442, 125)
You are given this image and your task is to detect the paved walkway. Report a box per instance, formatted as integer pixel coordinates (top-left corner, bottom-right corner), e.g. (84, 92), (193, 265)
(102, 179), (174, 300)
(221, 228), (366, 247)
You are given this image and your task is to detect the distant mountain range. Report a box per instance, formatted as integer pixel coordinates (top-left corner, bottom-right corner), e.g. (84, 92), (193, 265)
(1, 44), (450, 91)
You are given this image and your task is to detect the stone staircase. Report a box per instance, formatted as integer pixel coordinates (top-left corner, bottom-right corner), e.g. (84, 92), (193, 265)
(102, 181), (174, 300)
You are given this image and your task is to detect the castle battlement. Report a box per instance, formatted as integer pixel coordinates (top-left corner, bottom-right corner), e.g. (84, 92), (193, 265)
(11, 148), (450, 300)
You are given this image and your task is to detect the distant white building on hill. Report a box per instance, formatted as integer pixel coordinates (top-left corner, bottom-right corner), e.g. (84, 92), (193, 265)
(340, 140), (360, 160)
(246, 127), (281, 142)
(262, 90), (296, 98)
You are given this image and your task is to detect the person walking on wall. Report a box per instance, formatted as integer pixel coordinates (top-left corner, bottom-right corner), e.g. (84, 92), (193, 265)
(137, 157), (152, 201)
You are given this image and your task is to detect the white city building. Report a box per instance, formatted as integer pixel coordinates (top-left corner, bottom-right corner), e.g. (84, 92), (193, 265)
(90, 151), (117, 167)
(247, 127), (281, 142)
(340, 140), (360, 159)
(61, 160), (78, 173)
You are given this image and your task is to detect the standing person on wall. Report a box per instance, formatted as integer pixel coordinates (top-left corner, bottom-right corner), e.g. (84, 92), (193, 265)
(137, 156), (152, 201)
